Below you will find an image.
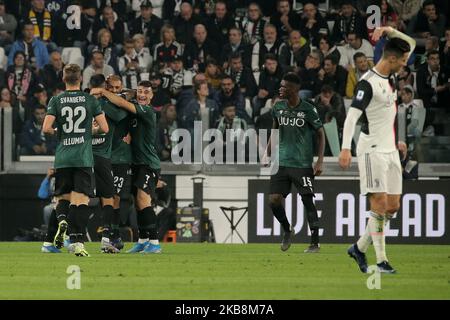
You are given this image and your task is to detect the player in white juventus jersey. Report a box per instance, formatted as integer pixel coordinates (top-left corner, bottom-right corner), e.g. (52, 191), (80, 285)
(339, 27), (416, 274)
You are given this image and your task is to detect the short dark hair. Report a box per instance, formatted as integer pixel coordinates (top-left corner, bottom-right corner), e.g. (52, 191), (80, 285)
(229, 52), (242, 61)
(321, 85), (334, 94)
(264, 53), (278, 62)
(346, 31), (359, 38)
(90, 74), (106, 88)
(221, 74), (234, 82)
(427, 49), (440, 59)
(222, 101), (236, 110)
(138, 80), (152, 88)
(282, 72), (300, 85)
(353, 52), (367, 62)
(324, 55), (338, 66)
(422, 0), (435, 9)
(63, 64), (81, 85)
(383, 38), (410, 59)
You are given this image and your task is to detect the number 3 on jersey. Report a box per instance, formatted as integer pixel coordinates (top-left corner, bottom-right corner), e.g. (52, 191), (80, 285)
(61, 106), (86, 133)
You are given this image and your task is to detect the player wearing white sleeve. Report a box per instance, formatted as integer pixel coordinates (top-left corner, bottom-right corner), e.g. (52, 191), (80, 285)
(338, 27), (416, 274)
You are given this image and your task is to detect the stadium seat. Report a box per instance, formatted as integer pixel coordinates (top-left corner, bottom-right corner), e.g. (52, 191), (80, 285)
(61, 47), (85, 69)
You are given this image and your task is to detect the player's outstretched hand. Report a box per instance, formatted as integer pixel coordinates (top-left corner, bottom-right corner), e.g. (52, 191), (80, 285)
(313, 161), (323, 176)
(338, 149), (352, 170)
(371, 26), (393, 42)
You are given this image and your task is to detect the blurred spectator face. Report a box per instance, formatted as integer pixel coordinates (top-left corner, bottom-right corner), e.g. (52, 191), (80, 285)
(305, 52), (320, 69)
(134, 36), (145, 51)
(427, 53), (440, 71)
(23, 24), (35, 41)
(324, 59), (336, 74)
(230, 58), (242, 72)
(162, 27), (175, 42)
(35, 89), (47, 104)
(223, 105), (236, 121)
(1, 88), (11, 103)
(34, 107), (46, 125)
(346, 33), (361, 49)
(194, 73), (207, 84)
(124, 42), (135, 55)
(229, 29), (241, 45)
(150, 77), (162, 89)
(248, 4), (260, 21)
(319, 38), (330, 52)
(103, 6), (114, 21)
(400, 89), (413, 104)
(264, 26), (277, 44)
(355, 56), (369, 73)
(303, 3), (316, 19)
(171, 59), (183, 72)
(197, 82), (209, 97)
(50, 52), (63, 70)
(265, 58), (278, 73)
(277, 1), (290, 15)
(141, 6), (152, 20)
(320, 90), (334, 104)
(92, 52), (104, 68)
(215, 2), (227, 19)
(445, 29), (450, 41)
(32, 0), (45, 12)
(221, 78), (234, 95)
(194, 25), (207, 44)
(181, 3), (193, 20)
(100, 31), (112, 47)
(425, 37), (438, 51)
(341, 4), (354, 17)
(0, 3), (5, 15)
(289, 31), (301, 47)
(107, 79), (122, 93)
(166, 104), (177, 121)
(381, 0), (388, 14)
(423, 4), (436, 20)
(83, 6), (97, 17)
(206, 63), (218, 76)
(14, 53), (25, 67)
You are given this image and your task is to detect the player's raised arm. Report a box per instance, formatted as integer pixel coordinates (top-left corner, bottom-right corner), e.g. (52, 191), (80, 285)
(371, 27), (416, 58)
(91, 88), (137, 114)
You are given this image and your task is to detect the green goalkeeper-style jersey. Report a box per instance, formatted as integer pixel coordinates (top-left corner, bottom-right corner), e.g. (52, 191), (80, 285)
(111, 114), (133, 165)
(130, 103), (160, 170)
(92, 98), (128, 159)
(271, 99), (323, 169)
(47, 90), (102, 169)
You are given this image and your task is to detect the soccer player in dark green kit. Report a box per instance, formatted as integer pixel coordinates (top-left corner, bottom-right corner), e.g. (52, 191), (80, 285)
(264, 73), (325, 253)
(91, 80), (162, 254)
(42, 64), (109, 257)
(90, 74), (128, 253)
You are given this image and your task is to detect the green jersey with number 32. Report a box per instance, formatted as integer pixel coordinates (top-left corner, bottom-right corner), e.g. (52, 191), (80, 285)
(47, 90), (102, 168)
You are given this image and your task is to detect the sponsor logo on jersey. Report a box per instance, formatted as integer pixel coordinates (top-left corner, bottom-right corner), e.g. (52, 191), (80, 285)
(62, 136), (85, 146)
(278, 116), (305, 128)
(92, 137), (106, 145)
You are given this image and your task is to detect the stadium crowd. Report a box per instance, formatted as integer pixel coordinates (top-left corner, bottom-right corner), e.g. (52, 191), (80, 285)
(0, 0), (449, 160)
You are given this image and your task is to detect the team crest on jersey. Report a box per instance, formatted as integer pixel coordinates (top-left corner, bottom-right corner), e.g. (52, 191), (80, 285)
(356, 90), (364, 101)
(297, 112), (305, 118)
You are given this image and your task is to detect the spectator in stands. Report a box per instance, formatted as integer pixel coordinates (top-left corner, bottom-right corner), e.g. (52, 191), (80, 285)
(217, 102), (248, 142)
(37, 167), (55, 226)
(133, 33), (152, 73)
(390, 0), (421, 26)
(252, 53), (283, 117)
(439, 27), (450, 68)
(128, 0), (163, 49)
(162, 55), (188, 99)
(226, 52), (257, 99)
(172, 2), (202, 46)
(39, 51), (63, 94)
(150, 71), (171, 113)
(181, 79), (220, 135)
(89, 28), (120, 73)
(183, 23), (218, 73)
(270, 0), (300, 42)
(418, 36), (440, 66)
(345, 52), (372, 99)
(22, 0), (57, 52)
(318, 34), (340, 67)
(213, 75), (248, 122)
(367, 0), (399, 45)
(407, 0), (446, 39)
(157, 103), (179, 162)
(317, 55), (348, 98)
(251, 24), (283, 73)
(398, 66), (415, 92)
(398, 141), (419, 180)
(132, 0), (164, 19)
(118, 38), (141, 90)
(236, 2), (265, 46)
(0, 0), (17, 48)
(205, 58), (222, 91)
(153, 24), (183, 71)
(298, 49), (323, 99)
(20, 104), (56, 155)
(5, 51), (38, 114)
(220, 27), (251, 70)
(339, 31), (374, 69)
(0, 86), (23, 134)
(399, 85), (425, 142)
(92, 5), (126, 48)
(82, 50), (115, 90)
(8, 23), (49, 71)
(331, 0), (368, 45)
(206, 1), (235, 50)
(279, 29), (311, 73)
(26, 83), (48, 120)
(299, 1), (329, 47)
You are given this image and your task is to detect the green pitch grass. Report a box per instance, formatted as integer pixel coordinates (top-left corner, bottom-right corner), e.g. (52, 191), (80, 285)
(0, 242), (449, 300)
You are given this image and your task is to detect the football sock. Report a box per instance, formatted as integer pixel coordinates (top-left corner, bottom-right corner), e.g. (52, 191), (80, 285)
(269, 202), (290, 232)
(75, 204), (90, 243)
(142, 206), (158, 240)
(68, 205), (79, 243)
(368, 211), (388, 263)
(111, 208), (121, 238)
(101, 205), (114, 238)
(311, 228), (319, 246)
(136, 209), (150, 239)
(302, 195), (320, 245)
(44, 209), (58, 243)
(56, 199), (70, 223)
(357, 224), (372, 253)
